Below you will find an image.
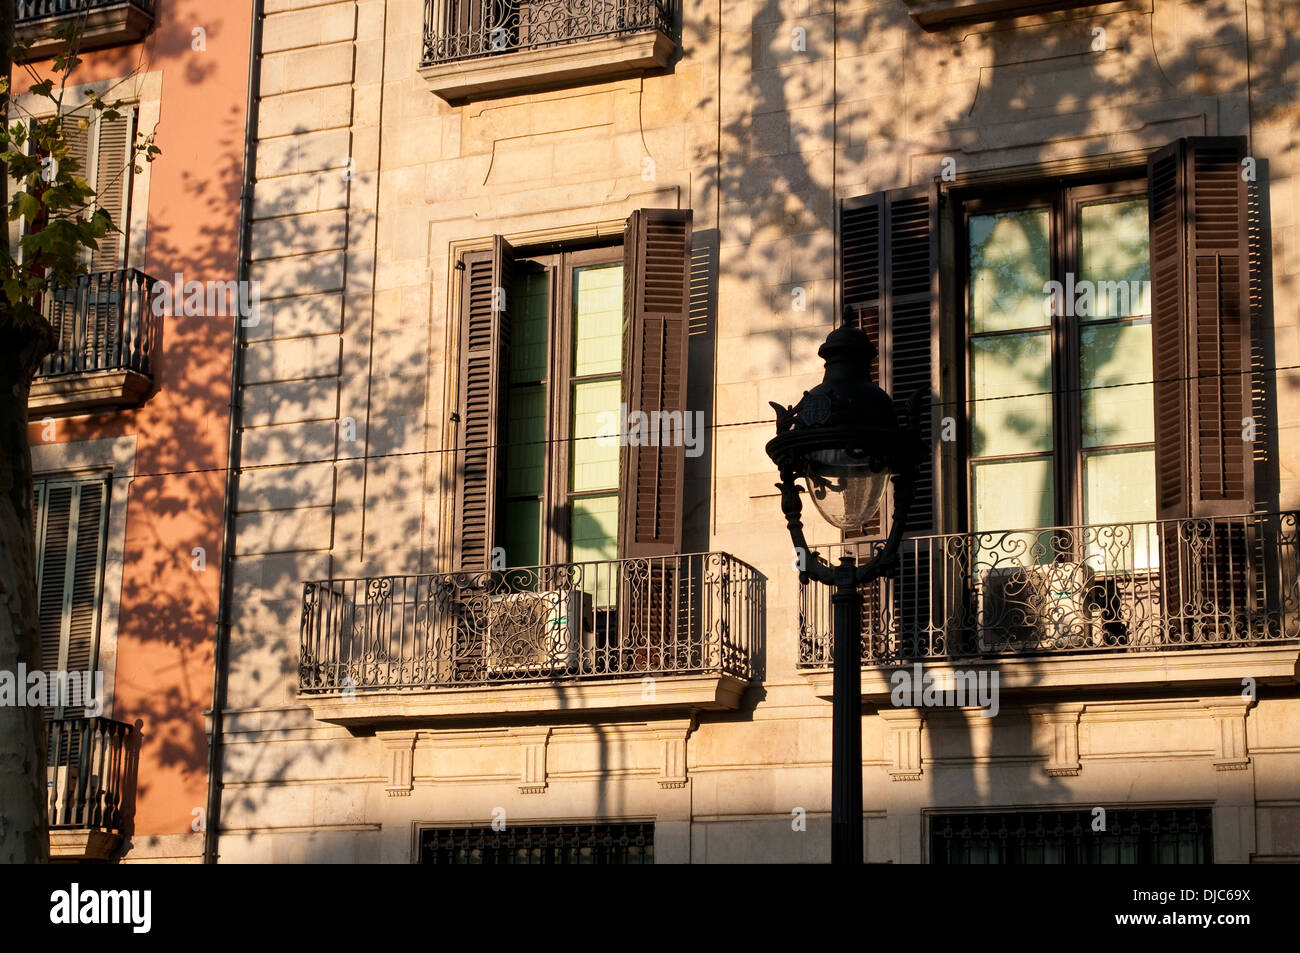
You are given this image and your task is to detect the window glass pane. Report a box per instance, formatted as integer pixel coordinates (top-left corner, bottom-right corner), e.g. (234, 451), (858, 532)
(970, 332), (1052, 456)
(1081, 322), (1154, 447)
(971, 458), (1054, 532)
(971, 458), (1055, 567)
(1079, 198), (1150, 322)
(969, 209), (1051, 333)
(1083, 448), (1157, 570)
(505, 385), (545, 497)
(502, 500), (542, 569)
(573, 264), (623, 377)
(571, 494), (619, 568)
(510, 270), (549, 383)
(571, 378), (620, 493)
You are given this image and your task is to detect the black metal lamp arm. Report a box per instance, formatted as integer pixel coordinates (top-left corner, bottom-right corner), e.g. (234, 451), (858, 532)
(775, 466), (835, 586)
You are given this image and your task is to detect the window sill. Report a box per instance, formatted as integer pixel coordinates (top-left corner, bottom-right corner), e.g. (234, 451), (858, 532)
(802, 644), (1300, 701)
(304, 672), (747, 728)
(419, 30), (675, 105)
(902, 0), (1114, 31)
(29, 368), (152, 417)
(14, 3), (155, 62)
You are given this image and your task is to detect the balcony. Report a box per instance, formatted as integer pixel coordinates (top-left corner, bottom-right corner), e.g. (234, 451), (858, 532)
(13, 0), (156, 61)
(29, 268), (158, 416)
(299, 552), (760, 726)
(419, 0), (677, 103)
(47, 716), (138, 862)
(799, 513), (1300, 698)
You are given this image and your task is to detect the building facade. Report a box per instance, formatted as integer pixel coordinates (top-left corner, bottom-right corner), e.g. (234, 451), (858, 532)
(214, 0), (1300, 862)
(17, 0), (252, 862)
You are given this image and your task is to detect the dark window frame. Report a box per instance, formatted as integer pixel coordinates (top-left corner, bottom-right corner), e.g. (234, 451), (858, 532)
(957, 175), (1152, 534)
(501, 241), (624, 569)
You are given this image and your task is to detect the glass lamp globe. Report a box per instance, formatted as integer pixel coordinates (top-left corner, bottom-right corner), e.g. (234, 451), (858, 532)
(803, 447), (890, 530)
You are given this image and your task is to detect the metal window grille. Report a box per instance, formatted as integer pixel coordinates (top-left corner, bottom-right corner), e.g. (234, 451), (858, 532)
(419, 823), (654, 864)
(930, 809), (1213, 864)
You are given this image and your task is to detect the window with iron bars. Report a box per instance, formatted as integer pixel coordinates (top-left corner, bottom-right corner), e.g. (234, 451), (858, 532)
(419, 823), (654, 864)
(930, 808), (1212, 864)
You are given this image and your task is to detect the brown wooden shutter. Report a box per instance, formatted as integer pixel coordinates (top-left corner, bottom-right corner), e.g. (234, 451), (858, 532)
(454, 236), (514, 571)
(90, 110), (135, 272)
(1148, 140), (1188, 521)
(1149, 136), (1253, 519)
(841, 186), (938, 659)
(57, 117), (92, 224)
(1149, 136), (1255, 639)
(841, 193), (885, 537)
(840, 185), (937, 539)
(24, 117), (89, 234)
(619, 208), (691, 558)
(34, 477), (109, 716)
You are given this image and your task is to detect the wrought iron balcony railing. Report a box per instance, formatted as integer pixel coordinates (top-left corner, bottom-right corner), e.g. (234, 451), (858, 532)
(799, 512), (1300, 667)
(37, 268), (158, 380)
(421, 0), (674, 66)
(15, 0), (154, 22)
(47, 715), (136, 834)
(300, 552), (758, 692)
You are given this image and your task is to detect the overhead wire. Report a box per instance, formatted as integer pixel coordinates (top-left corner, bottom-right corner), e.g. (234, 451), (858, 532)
(62, 357), (1300, 485)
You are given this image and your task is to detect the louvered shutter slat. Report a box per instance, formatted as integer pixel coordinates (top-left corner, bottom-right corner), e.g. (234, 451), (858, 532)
(886, 190), (936, 535)
(838, 187), (936, 539)
(1149, 136), (1255, 639)
(840, 194), (884, 537)
(620, 208), (691, 558)
(90, 111), (134, 272)
(65, 481), (106, 676)
(1149, 136), (1253, 517)
(1149, 142), (1188, 518)
(455, 237), (513, 571)
(32, 477), (108, 721)
(37, 483), (74, 675)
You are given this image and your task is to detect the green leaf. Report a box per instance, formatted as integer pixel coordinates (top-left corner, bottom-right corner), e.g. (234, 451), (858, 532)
(12, 192), (41, 223)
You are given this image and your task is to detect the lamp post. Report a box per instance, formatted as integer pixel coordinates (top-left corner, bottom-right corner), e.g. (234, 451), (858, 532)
(766, 321), (921, 865)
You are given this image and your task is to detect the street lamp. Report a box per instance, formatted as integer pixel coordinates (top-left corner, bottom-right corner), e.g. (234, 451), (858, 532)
(766, 320), (922, 865)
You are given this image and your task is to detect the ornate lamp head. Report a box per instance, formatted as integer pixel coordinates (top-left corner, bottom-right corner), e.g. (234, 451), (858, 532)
(766, 323), (913, 531)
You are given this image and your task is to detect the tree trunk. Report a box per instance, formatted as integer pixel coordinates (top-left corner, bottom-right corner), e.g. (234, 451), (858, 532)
(0, 317), (53, 864)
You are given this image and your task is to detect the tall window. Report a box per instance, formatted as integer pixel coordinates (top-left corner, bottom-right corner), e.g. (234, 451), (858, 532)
(500, 246), (625, 569)
(453, 209), (692, 576)
(33, 475), (109, 715)
(965, 182), (1154, 553)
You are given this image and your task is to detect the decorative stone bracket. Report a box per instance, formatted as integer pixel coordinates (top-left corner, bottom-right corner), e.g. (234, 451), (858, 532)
(383, 733), (417, 797)
(519, 729), (553, 794)
(653, 717), (697, 789)
(1029, 704), (1086, 778)
(1204, 698), (1254, 772)
(878, 709), (924, 781)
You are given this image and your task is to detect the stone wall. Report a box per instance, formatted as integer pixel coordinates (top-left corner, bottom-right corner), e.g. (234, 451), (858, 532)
(218, 0), (1300, 862)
